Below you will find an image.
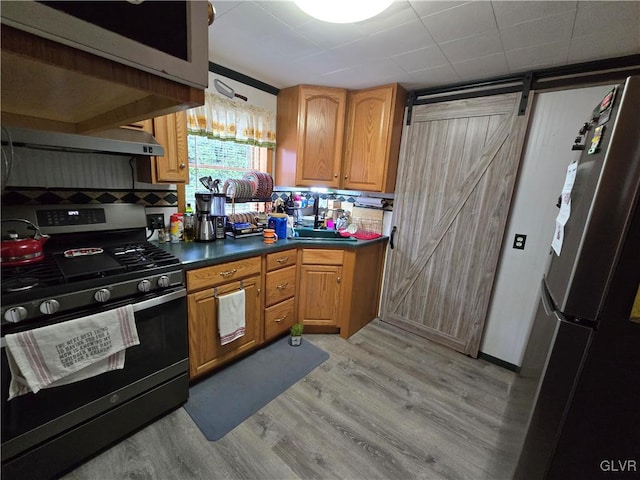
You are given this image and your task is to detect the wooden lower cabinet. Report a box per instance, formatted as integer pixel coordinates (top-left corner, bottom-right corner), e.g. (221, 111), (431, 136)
(298, 243), (386, 337)
(298, 263), (343, 327)
(185, 243), (386, 380)
(264, 249), (297, 341)
(339, 241), (386, 338)
(187, 274), (262, 379)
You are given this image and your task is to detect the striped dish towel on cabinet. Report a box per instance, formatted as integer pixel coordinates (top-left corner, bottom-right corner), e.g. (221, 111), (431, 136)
(217, 289), (246, 345)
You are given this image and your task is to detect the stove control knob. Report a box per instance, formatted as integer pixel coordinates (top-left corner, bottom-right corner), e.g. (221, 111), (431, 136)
(138, 279), (152, 293)
(39, 299), (60, 315)
(157, 275), (171, 288)
(4, 306), (28, 323)
(94, 288), (111, 303)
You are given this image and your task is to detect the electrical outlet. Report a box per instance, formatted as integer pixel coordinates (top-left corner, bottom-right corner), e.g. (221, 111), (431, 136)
(146, 214), (165, 230)
(513, 234), (527, 250)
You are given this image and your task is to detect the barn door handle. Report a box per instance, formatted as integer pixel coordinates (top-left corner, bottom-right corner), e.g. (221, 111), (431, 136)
(390, 226), (397, 249)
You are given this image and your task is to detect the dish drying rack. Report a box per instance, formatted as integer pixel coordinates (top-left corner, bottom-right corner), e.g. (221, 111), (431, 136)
(344, 207), (384, 239)
(224, 175), (274, 239)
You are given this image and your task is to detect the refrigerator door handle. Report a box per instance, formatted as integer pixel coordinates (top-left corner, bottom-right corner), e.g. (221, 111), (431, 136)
(541, 278), (570, 323)
(541, 277), (587, 326)
(541, 278), (555, 316)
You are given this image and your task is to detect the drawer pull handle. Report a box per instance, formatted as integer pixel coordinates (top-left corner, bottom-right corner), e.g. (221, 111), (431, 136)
(274, 315), (287, 323)
(276, 282), (289, 290)
(276, 257), (289, 264)
(219, 269), (238, 278)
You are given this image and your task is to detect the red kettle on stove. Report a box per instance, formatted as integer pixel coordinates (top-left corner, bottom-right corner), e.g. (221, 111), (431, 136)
(1, 219), (50, 266)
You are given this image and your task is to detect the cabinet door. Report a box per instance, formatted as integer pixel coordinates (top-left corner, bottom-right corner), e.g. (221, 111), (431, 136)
(298, 264), (342, 326)
(137, 110), (188, 184)
(297, 86), (346, 188)
(153, 110), (188, 183)
(342, 84), (406, 192)
(187, 275), (262, 379)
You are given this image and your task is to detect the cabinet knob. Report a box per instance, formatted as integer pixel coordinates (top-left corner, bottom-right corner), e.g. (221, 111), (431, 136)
(344, 175), (348, 179)
(337, 276), (341, 283)
(179, 163), (186, 169)
(333, 173), (338, 178)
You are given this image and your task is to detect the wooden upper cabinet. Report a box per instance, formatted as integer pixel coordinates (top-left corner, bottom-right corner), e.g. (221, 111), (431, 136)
(136, 111), (189, 184)
(276, 85), (347, 188)
(275, 83), (406, 192)
(342, 84), (407, 192)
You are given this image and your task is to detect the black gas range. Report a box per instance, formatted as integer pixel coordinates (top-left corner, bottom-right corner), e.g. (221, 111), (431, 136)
(1, 203), (188, 480)
(1, 204), (184, 328)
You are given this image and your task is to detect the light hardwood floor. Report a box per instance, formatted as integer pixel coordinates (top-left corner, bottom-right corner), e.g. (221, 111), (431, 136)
(61, 319), (527, 480)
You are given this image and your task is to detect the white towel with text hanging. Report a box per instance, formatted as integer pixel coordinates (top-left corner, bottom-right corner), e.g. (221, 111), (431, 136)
(5, 305), (139, 400)
(217, 289), (246, 345)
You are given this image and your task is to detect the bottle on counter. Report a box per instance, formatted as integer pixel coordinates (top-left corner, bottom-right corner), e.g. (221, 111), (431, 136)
(169, 214), (181, 243)
(183, 212), (195, 242)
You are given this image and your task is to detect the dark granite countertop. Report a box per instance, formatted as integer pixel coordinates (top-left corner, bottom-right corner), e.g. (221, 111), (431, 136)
(156, 235), (388, 270)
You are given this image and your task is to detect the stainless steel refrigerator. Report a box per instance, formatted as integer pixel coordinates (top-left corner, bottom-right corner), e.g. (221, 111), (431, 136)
(513, 76), (640, 479)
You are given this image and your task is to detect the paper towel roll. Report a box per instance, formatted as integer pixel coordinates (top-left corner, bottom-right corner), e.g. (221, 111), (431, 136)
(354, 197), (387, 208)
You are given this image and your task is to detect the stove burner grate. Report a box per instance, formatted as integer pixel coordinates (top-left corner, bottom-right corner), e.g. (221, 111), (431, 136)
(3, 277), (40, 292)
(1, 257), (63, 292)
(106, 242), (180, 270)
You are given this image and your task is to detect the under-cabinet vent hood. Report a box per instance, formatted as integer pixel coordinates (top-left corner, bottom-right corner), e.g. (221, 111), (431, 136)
(1, 126), (164, 157)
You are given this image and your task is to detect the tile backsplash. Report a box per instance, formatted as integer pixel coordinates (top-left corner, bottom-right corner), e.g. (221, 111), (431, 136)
(2, 187), (177, 207)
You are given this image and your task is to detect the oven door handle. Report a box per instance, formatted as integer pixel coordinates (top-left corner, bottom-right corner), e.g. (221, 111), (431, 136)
(132, 288), (186, 312)
(1, 289), (186, 348)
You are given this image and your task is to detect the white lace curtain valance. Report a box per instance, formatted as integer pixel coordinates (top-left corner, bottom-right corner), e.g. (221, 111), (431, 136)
(186, 91), (276, 148)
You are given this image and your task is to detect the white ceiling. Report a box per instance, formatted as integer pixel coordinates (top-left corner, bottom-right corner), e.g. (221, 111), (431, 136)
(208, 0), (640, 91)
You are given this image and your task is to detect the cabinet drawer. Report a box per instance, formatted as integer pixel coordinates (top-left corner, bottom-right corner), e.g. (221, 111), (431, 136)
(187, 256), (262, 292)
(266, 249), (297, 271)
(301, 248), (344, 265)
(265, 298), (296, 341)
(265, 265), (297, 307)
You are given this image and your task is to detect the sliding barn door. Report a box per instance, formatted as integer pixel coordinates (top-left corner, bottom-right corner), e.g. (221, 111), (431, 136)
(381, 93), (531, 357)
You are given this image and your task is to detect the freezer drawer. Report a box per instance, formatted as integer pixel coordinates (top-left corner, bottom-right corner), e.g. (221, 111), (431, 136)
(515, 296), (593, 479)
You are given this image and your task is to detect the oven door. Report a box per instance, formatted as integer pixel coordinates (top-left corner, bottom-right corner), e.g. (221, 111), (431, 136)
(1, 287), (188, 465)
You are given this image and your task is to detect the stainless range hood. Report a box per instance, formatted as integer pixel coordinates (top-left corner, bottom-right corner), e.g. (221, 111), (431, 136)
(1, 126), (164, 156)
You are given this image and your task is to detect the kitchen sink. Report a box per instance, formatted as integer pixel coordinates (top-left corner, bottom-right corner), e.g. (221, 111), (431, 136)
(293, 228), (357, 241)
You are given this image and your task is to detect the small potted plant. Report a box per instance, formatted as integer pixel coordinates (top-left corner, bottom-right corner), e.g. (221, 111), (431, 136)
(289, 323), (304, 346)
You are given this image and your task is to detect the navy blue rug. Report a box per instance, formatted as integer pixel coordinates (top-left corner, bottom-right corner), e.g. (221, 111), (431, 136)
(184, 336), (329, 441)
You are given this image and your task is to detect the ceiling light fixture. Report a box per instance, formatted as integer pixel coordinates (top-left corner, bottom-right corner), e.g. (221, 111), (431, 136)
(294, 0), (394, 24)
